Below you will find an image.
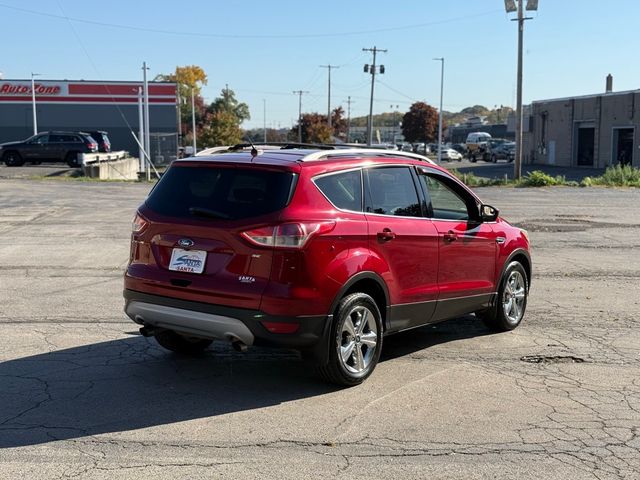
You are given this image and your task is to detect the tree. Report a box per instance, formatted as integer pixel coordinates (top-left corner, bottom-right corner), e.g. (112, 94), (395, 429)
(401, 102), (441, 143)
(199, 110), (243, 147)
(289, 108), (344, 143)
(197, 88), (250, 147)
(331, 107), (348, 140)
(155, 65), (208, 99)
(155, 65), (208, 143)
(208, 87), (250, 123)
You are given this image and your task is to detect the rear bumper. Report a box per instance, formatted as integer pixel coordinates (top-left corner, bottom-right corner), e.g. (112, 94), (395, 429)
(123, 289), (330, 350)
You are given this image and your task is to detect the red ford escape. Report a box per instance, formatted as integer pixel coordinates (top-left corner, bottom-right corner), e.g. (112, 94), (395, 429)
(124, 147), (531, 386)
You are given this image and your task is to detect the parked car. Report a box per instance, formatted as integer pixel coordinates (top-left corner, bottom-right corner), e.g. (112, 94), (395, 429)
(0, 131), (98, 167)
(413, 143), (431, 155)
(451, 143), (466, 155)
(124, 147), (531, 386)
(488, 141), (515, 163)
(465, 132), (492, 162)
(87, 131), (111, 153)
(440, 148), (463, 161)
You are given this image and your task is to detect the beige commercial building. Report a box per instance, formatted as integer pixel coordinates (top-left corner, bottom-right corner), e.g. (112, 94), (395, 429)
(524, 84), (638, 168)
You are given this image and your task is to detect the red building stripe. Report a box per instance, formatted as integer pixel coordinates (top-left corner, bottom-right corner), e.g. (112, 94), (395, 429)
(0, 96), (176, 103)
(68, 83), (176, 96)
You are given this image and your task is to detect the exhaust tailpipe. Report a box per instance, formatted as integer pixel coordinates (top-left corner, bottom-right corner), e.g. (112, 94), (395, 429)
(232, 340), (248, 353)
(139, 326), (156, 337)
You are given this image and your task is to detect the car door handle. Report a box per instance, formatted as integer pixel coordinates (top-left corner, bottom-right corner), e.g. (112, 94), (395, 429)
(377, 228), (396, 241)
(443, 230), (458, 242)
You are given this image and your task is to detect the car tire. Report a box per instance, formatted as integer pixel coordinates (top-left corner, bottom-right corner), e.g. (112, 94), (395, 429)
(470, 155), (477, 163)
(317, 293), (383, 387)
(154, 329), (213, 355)
(477, 261), (528, 332)
(491, 154), (497, 163)
(3, 151), (24, 167)
(66, 151), (81, 168)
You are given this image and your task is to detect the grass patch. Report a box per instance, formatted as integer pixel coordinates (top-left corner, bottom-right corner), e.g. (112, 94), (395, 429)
(581, 165), (640, 187)
(450, 166), (640, 188)
(448, 169), (507, 187)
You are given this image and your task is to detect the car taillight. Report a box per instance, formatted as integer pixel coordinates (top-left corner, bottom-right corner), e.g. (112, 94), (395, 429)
(132, 212), (148, 234)
(241, 222), (335, 249)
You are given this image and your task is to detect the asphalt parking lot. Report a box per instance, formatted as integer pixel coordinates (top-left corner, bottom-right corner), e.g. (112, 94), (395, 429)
(1, 177), (639, 479)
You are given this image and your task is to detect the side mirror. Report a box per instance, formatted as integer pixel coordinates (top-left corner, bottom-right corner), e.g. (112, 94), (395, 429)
(481, 204), (499, 222)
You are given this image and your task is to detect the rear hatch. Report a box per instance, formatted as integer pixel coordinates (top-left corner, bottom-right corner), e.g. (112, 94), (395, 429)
(128, 161), (299, 310)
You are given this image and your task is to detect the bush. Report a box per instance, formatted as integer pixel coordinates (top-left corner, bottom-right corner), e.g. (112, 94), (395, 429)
(448, 169), (503, 187)
(594, 165), (640, 186)
(518, 170), (567, 187)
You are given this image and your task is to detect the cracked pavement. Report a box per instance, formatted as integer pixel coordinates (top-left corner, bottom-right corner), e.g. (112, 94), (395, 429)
(0, 179), (639, 479)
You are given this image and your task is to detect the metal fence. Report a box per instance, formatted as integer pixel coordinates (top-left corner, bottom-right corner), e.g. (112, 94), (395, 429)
(149, 132), (178, 166)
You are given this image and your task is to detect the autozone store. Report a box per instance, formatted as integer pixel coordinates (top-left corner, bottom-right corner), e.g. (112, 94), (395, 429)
(0, 79), (177, 161)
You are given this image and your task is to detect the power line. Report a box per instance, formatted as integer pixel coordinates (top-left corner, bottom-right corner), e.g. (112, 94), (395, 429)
(0, 4), (503, 40)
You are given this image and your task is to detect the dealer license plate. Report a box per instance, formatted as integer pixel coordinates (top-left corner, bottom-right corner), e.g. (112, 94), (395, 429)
(168, 248), (207, 274)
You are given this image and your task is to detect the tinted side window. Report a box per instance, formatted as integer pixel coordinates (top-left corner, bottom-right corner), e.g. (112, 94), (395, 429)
(49, 134), (64, 143)
(314, 170), (362, 212)
(420, 175), (470, 221)
(146, 166), (295, 220)
(365, 167), (422, 217)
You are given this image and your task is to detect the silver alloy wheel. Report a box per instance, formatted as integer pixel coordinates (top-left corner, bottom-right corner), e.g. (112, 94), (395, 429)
(339, 305), (378, 374)
(502, 270), (526, 324)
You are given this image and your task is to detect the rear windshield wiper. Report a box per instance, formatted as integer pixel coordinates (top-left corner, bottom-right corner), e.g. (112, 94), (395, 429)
(188, 206), (231, 220)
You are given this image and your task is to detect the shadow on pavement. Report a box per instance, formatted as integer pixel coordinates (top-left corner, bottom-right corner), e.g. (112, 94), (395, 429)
(0, 316), (492, 448)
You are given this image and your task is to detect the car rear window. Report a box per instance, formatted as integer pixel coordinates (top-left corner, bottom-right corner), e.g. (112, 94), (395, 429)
(145, 165), (296, 221)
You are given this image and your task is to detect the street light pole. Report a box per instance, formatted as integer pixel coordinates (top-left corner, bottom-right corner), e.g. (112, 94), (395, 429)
(30, 73), (41, 135)
(191, 87), (197, 153)
(293, 90), (309, 143)
(320, 65), (339, 129)
(263, 99), (267, 142)
(506, 0), (537, 180)
(433, 57), (445, 164)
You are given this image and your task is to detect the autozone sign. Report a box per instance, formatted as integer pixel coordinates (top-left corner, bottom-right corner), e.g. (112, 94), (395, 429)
(0, 82), (66, 95)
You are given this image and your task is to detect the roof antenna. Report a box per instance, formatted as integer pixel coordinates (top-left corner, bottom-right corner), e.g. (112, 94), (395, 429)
(246, 134), (259, 162)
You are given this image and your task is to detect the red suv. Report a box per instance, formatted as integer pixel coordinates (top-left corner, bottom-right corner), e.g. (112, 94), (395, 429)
(124, 148), (531, 386)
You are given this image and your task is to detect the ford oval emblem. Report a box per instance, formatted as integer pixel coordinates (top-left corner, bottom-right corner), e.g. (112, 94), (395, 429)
(178, 238), (194, 248)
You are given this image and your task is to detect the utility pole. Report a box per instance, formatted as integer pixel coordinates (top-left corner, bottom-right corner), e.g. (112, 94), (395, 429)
(433, 57), (445, 164)
(293, 90), (309, 143)
(345, 96), (354, 143)
(363, 46), (387, 146)
(142, 62), (151, 177)
(320, 64), (339, 129)
(505, 0), (537, 180)
(30, 73), (41, 135)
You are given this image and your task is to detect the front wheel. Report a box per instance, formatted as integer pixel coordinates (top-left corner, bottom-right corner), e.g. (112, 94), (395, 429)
(66, 151), (81, 168)
(477, 261), (528, 331)
(3, 151), (24, 167)
(154, 329), (213, 355)
(317, 293), (383, 386)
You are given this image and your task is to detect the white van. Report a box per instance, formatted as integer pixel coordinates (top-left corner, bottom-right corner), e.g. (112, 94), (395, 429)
(465, 132), (492, 162)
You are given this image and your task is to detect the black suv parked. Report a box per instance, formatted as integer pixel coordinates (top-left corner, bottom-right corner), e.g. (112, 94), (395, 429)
(0, 131), (98, 167)
(87, 131), (111, 153)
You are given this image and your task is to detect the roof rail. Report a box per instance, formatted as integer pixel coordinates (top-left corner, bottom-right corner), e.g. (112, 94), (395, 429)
(229, 142), (340, 151)
(300, 149), (436, 164)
